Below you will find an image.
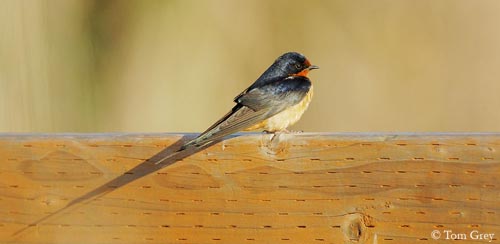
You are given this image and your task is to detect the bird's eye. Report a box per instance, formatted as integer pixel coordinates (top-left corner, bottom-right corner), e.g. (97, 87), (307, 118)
(294, 63), (302, 69)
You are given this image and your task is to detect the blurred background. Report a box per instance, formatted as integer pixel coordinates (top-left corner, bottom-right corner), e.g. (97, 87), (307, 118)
(1, 0), (500, 133)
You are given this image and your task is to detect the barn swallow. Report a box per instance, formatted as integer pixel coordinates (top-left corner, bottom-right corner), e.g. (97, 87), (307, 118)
(179, 52), (318, 151)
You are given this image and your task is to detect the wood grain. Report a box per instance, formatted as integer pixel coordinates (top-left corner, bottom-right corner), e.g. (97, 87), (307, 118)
(0, 133), (499, 244)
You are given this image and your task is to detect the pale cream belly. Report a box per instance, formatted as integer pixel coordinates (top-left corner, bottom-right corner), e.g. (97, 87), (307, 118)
(245, 86), (313, 132)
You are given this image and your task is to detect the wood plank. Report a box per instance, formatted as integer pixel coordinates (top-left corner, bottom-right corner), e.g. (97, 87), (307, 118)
(0, 133), (499, 243)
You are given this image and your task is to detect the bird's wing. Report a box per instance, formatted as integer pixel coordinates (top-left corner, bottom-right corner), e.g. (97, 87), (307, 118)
(236, 76), (311, 111)
(182, 76), (311, 149)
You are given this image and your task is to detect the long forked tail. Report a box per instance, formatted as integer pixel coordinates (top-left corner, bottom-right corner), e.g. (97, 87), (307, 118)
(154, 104), (243, 165)
(179, 104), (244, 150)
(155, 99), (279, 166)
(177, 103), (269, 152)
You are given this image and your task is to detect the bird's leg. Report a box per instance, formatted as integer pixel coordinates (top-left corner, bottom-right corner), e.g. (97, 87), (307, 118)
(263, 130), (279, 142)
(269, 129), (290, 143)
(270, 132), (279, 142)
(263, 128), (303, 147)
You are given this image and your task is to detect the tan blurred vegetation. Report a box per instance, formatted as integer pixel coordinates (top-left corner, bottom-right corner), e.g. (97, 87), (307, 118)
(1, 0), (500, 133)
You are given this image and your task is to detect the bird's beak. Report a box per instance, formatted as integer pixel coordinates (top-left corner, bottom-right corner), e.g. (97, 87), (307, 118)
(308, 65), (319, 70)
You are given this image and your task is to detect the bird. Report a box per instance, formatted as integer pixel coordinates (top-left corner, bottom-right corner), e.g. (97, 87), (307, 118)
(167, 52), (318, 159)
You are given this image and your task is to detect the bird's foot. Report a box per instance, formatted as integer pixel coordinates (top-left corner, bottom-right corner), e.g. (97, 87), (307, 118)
(269, 129), (289, 142)
(263, 129), (303, 145)
(269, 129), (303, 135)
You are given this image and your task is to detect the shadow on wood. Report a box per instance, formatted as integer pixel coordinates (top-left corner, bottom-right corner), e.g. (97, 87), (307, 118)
(0, 133), (499, 243)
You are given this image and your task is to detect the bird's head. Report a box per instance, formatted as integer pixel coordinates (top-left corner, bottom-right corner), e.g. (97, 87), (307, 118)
(256, 52), (319, 84)
(277, 52), (319, 77)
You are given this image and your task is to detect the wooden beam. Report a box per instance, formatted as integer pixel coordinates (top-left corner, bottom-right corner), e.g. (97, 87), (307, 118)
(1, 133), (499, 243)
